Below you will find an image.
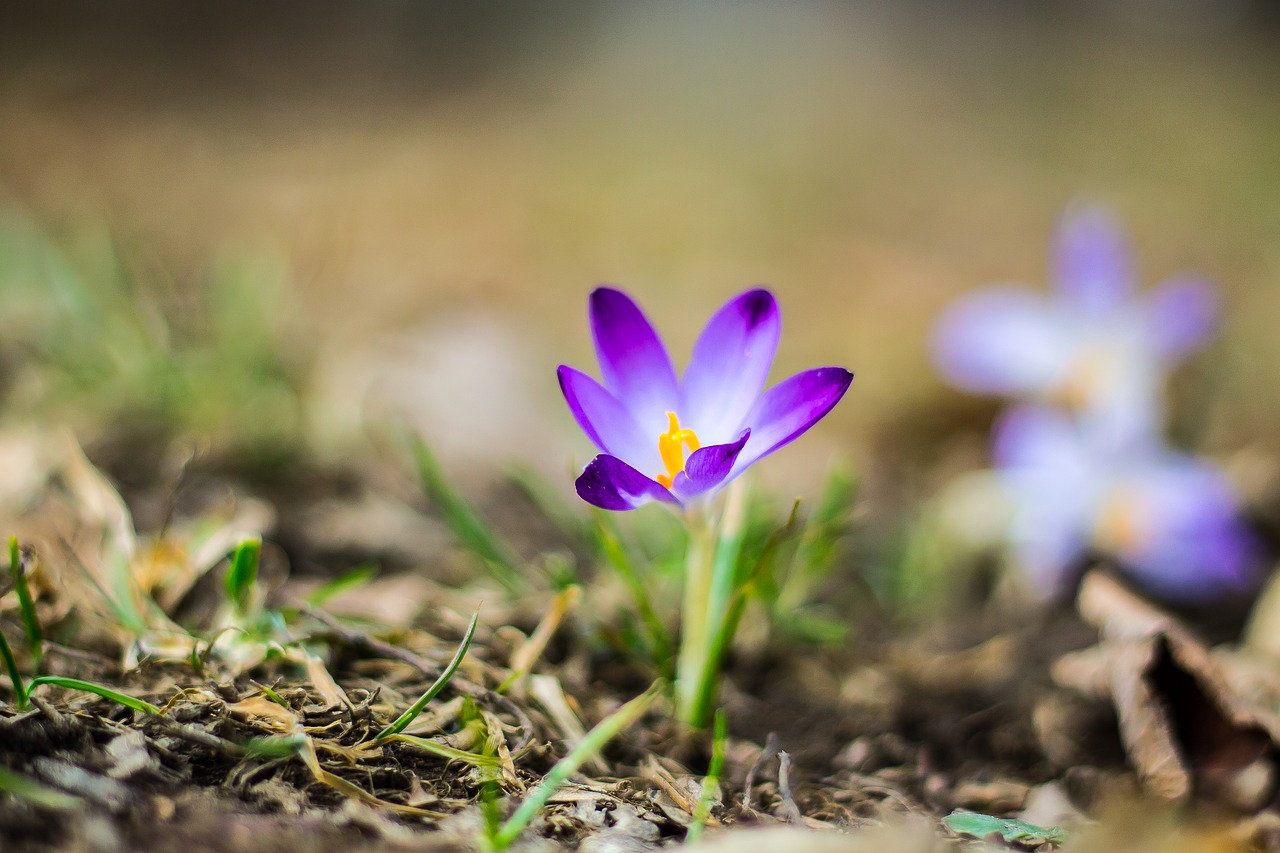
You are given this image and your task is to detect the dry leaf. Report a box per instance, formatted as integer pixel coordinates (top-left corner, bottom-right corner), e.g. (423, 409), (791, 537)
(1054, 573), (1280, 811)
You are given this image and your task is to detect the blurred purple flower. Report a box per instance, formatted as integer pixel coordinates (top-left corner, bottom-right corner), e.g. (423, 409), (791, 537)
(559, 287), (853, 511)
(994, 405), (1257, 601)
(933, 205), (1218, 437)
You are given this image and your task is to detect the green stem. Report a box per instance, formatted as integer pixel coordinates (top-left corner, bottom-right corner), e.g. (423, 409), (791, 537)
(686, 709), (728, 844)
(675, 513), (718, 728)
(704, 480), (748, 634)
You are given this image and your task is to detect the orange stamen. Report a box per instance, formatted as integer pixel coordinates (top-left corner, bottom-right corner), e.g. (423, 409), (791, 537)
(655, 412), (700, 489)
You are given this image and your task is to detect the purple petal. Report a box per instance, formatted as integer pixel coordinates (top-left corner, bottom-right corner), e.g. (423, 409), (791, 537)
(731, 367), (852, 476)
(1007, 504), (1091, 597)
(1052, 205), (1136, 314)
(575, 454), (679, 511)
(992, 405), (1088, 472)
(680, 290), (780, 444)
(558, 366), (660, 473)
(993, 406), (1099, 594)
(932, 285), (1071, 395)
(1143, 274), (1218, 361)
(670, 430), (751, 502)
(1102, 458), (1258, 601)
(590, 287), (678, 434)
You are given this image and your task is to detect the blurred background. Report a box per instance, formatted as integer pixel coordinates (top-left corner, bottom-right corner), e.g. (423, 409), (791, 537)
(2, 0), (1279, 550)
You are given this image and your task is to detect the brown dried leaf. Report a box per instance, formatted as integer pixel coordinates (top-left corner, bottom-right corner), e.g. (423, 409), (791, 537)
(1055, 573), (1280, 811)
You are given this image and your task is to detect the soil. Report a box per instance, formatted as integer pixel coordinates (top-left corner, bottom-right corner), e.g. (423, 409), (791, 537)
(6, 441), (1269, 853)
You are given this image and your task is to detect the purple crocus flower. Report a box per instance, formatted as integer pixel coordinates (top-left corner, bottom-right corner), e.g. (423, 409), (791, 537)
(934, 206), (1218, 438)
(559, 287), (853, 510)
(994, 405), (1256, 601)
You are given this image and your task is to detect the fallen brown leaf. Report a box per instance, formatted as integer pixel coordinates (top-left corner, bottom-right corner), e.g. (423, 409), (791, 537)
(1053, 573), (1280, 811)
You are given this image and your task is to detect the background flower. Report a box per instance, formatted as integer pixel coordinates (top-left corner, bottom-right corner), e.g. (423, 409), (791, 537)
(993, 405), (1256, 601)
(933, 205), (1218, 441)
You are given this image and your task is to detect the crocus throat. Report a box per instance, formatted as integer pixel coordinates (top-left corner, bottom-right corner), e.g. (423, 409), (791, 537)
(1057, 345), (1109, 409)
(1095, 488), (1151, 554)
(656, 411), (701, 489)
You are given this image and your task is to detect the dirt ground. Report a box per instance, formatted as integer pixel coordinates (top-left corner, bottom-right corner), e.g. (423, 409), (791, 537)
(0, 435), (1278, 853)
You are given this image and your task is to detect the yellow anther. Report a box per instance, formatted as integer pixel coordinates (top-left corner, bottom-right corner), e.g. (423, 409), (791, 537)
(655, 411), (700, 489)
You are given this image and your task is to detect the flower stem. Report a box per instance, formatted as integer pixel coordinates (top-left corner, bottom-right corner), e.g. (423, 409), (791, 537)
(675, 511), (718, 728)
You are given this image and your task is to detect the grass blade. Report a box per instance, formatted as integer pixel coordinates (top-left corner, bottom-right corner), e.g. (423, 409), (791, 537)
(375, 610), (479, 740)
(9, 537), (43, 669)
(0, 767), (81, 810)
(384, 733), (503, 768)
(239, 734), (309, 758)
(594, 515), (671, 671)
(0, 627), (27, 709)
(686, 709), (728, 844)
(303, 563), (378, 606)
(410, 435), (523, 592)
(27, 675), (161, 715)
(225, 536), (262, 611)
(488, 680), (662, 851)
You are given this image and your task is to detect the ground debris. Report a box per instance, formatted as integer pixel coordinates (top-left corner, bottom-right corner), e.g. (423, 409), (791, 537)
(1053, 572), (1280, 812)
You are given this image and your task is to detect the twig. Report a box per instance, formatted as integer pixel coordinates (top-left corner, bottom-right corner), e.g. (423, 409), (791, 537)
(43, 642), (113, 668)
(299, 604), (535, 752)
(146, 718), (244, 759)
(843, 772), (920, 812)
(742, 732), (779, 812)
(28, 694), (66, 728)
(777, 751), (803, 824)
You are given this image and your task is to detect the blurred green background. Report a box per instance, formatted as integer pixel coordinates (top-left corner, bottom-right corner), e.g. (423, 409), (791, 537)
(2, 1), (1279, 513)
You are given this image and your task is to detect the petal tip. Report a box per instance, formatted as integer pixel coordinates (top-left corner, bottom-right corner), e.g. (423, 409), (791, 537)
(737, 288), (779, 329)
(574, 454), (677, 511)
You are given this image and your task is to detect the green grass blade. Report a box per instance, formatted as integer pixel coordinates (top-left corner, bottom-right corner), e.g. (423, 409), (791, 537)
(0, 627), (27, 710)
(812, 463), (858, 528)
(0, 767), (81, 810)
(27, 675), (161, 715)
(375, 610), (479, 740)
(384, 733), (503, 768)
(225, 536), (262, 611)
(239, 734), (308, 758)
(686, 709), (728, 844)
(595, 514), (671, 671)
(303, 563), (378, 606)
(9, 537), (43, 669)
(489, 680), (662, 851)
(410, 435), (523, 593)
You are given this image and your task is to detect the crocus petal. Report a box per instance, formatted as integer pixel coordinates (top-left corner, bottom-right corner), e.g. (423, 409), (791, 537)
(575, 454), (679, 511)
(589, 287), (679, 434)
(731, 367), (852, 476)
(1142, 274), (1218, 362)
(680, 289), (780, 444)
(992, 406), (1100, 593)
(1106, 458), (1258, 601)
(1006, 499), (1092, 598)
(557, 365), (660, 473)
(992, 405), (1090, 472)
(932, 285), (1072, 395)
(670, 430), (751, 502)
(1052, 205), (1136, 314)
